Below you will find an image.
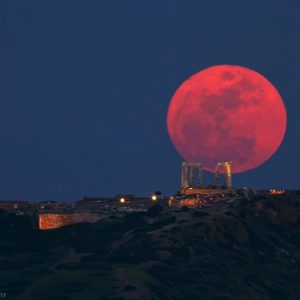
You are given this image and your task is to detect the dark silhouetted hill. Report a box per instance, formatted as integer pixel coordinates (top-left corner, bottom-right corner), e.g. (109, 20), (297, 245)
(0, 194), (300, 300)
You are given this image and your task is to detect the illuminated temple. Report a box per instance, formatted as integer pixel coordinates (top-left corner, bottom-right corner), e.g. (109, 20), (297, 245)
(169, 161), (236, 207)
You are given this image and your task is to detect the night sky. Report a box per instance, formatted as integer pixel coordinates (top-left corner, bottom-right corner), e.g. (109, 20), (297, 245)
(0, 0), (299, 201)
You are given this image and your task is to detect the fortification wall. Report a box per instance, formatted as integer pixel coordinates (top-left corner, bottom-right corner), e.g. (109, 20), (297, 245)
(39, 213), (106, 230)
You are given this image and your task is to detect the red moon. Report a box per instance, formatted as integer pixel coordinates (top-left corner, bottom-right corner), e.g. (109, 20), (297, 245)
(167, 65), (287, 173)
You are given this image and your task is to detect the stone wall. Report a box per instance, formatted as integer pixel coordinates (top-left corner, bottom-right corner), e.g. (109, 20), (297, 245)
(39, 213), (106, 230)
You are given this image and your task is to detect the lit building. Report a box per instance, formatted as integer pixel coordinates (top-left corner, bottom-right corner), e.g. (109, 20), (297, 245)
(269, 189), (285, 195)
(169, 161), (236, 208)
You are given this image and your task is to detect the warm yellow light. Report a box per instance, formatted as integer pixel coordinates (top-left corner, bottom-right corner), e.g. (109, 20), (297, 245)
(151, 195), (157, 201)
(120, 198), (125, 203)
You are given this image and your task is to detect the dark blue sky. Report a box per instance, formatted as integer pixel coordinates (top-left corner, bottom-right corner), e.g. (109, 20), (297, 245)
(0, 0), (299, 201)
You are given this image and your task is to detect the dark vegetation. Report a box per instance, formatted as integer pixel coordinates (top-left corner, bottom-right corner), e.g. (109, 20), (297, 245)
(0, 195), (300, 299)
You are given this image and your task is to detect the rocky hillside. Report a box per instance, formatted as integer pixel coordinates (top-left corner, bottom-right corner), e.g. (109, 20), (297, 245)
(0, 193), (300, 300)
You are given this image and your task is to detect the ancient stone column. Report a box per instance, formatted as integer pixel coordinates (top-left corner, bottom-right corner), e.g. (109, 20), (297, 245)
(189, 164), (194, 187)
(181, 162), (188, 188)
(198, 164), (203, 187)
(224, 162), (232, 188)
(215, 164), (221, 188)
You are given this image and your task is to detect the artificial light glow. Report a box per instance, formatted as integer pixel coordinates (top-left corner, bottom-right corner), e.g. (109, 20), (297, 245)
(151, 195), (157, 201)
(120, 198), (125, 203)
(269, 189), (285, 195)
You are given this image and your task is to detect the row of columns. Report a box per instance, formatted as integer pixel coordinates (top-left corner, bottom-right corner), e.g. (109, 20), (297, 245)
(181, 161), (232, 189)
(181, 162), (203, 189)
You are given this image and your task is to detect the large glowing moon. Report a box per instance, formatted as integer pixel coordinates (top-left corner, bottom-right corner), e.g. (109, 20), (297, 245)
(167, 65), (287, 173)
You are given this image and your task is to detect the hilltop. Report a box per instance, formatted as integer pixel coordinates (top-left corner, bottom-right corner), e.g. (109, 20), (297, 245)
(0, 193), (300, 300)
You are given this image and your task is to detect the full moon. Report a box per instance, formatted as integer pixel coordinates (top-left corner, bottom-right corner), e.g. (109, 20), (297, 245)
(167, 65), (287, 173)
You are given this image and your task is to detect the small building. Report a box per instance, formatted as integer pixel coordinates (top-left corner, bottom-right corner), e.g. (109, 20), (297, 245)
(0, 200), (29, 212)
(34, 201), (72, 212)
(269, 189), (285, 195)
(74, 197), (114, 213)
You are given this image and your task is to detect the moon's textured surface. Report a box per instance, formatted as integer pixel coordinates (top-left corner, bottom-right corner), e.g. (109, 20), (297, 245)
(167, 65), (286, 173)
